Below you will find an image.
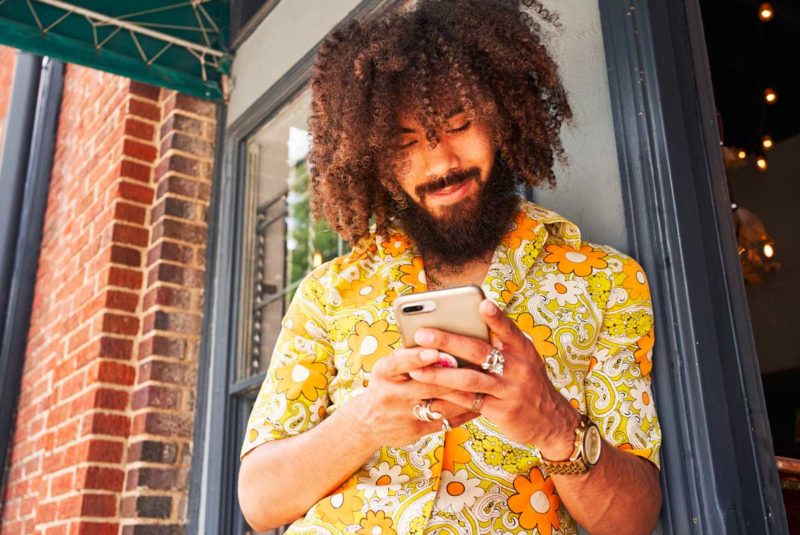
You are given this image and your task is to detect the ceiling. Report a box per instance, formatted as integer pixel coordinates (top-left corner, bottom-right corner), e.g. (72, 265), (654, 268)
(699, 0), (800, 151)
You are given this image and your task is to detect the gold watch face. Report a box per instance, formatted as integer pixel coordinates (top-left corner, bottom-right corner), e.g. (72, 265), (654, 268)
(583, 425), (602, 465)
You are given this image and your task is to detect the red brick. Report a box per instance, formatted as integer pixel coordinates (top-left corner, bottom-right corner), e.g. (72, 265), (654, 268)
(109, 245), (142, 267)
(112, 223), (150, 247)
(120, 158), (152, 183)
(88, 360), (136, 386)
(129, 80), (160, 101)
(128, 98), (160, 121)
(107, 266), (143, 290)
(80, 466), (124, 492)
(146, 241), (194, 266)
(132, 385), (181, 410)
(86, 412), (130, 437)
(114, 202), (147, 225)
(124, 117), (155, 141)
(138, 336), (186, 360)
(116, 181), (155, 204)
(123, 138), (158, 163)
(75, 521), (119, 535)
(98, 336), (134, 360)
(101, 313), (140, 336)
(105, 289), (139, 312)
(143, 286), (191, 311)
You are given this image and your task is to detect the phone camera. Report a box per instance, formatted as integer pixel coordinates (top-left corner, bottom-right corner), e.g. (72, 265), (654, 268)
(402, 305), (424, 314)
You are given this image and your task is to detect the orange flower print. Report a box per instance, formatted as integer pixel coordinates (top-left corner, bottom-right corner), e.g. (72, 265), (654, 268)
(274, 360), (329, 401)
(635, 328), (655, 378)
(316, 490), (363, 525)
(342, 277), (383, 303)
(383, 233), (410, 257)
(437, 469), (485, 513)
(501, 279), (520, 306)
(508, 469), (561, 535)
(618, 443), (654, 460)
(622, 258), (651, 301)
(433, 426), (472, 473)
(502, 211), (540, 249)
(399, 257), (426, 292)
(515, 313), (558, 358)
(346, 320), (400, 374)
(357, 510), (396, 535)
(544, 244), (608, 277)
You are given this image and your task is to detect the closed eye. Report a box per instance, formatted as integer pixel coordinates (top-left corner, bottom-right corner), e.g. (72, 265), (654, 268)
(446, 120), (471, 133)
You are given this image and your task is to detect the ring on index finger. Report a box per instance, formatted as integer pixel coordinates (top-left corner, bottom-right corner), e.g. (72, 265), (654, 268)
(412, 399), (442, 422)
(481, 348), (505, 376)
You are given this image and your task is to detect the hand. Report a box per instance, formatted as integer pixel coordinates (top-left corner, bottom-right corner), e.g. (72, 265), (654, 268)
(408, 299), (579, 458)
(356, 346), (478, 448)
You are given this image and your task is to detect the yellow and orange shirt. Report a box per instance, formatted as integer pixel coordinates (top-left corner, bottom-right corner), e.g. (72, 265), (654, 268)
(241, 200), (661, 535)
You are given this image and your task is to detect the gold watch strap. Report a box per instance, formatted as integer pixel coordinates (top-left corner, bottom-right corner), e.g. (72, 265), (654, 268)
(539, 415), (591, 475)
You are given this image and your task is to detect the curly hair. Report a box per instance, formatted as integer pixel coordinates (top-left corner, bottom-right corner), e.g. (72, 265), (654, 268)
(308, 0), (572, 244)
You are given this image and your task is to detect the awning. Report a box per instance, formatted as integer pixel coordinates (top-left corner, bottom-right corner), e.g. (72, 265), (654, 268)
(0, 0), (230, 101)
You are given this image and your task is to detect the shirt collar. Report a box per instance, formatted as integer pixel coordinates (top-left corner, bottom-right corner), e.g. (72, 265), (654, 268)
(355, 199), (583, 307)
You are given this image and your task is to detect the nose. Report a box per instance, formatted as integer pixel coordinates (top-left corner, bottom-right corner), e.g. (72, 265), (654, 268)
(422, 137), (461, 180)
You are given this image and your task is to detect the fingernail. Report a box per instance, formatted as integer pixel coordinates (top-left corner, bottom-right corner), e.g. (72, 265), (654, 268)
(420, 348), (439, 363)
(481, 300), (499, 316)
(435, 352), (458, 368)
(415, 330), (435, 345)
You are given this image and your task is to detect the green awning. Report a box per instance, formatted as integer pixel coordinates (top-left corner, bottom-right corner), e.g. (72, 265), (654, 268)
(0, 0), (230, 101)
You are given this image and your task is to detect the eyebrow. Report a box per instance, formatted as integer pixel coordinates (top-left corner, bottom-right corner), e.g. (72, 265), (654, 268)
(398, 109), (467, 133)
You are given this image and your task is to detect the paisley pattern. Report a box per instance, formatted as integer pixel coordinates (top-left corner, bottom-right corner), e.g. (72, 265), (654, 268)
(242, 200), (661, 534)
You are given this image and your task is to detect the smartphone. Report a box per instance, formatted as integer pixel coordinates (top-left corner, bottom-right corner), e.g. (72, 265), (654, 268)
(393, 285), (489, 369)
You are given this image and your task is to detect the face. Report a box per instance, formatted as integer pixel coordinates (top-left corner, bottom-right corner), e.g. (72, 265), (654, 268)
(388, 106), (521, 268)
(393, 109), (496, 221)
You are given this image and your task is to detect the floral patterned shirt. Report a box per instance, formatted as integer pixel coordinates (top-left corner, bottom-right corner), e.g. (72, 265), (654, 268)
(242, 200), (661, 535)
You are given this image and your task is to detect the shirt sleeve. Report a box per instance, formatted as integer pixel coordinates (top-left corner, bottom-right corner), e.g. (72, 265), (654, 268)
(240, 268), (335, 460)
(584, 255), (662, 469)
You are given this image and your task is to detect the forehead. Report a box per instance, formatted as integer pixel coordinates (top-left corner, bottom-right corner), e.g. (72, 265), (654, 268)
(394, 88), (467, 126)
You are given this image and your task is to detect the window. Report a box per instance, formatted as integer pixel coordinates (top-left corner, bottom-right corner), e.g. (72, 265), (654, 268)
(229, 87), (347, 534)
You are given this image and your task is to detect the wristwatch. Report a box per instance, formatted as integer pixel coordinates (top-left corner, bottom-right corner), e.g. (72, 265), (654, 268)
(539, 415), (602, 475)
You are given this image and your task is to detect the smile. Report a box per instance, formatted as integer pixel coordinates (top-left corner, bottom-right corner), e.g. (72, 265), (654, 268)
(427, 179), (474, 205)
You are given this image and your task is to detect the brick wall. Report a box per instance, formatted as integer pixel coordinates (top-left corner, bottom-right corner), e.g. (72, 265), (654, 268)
(0, 63), (217, 534)
(0, 46), (17, 153)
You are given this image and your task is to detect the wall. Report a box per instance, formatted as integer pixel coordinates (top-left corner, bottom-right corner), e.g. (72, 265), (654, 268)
(0, 63), (217, 534)
(226, 0), (363, 124)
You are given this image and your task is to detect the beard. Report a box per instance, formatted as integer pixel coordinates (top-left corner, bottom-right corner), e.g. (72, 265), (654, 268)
(395, 156), (521, 269)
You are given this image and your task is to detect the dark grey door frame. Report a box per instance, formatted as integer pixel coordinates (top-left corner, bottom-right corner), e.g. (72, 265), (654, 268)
(600, 0), (786, 533)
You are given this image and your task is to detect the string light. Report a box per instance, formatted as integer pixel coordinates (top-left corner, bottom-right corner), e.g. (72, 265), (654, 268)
(756, 156), (768, 171)
(764, 87), (778, 104)
(761, 135), (773, 150)
(312, 251), (323, 267)
(759, 2), (774, 21)
(763, 242), (775, 259)
(737, 150), (747, 159)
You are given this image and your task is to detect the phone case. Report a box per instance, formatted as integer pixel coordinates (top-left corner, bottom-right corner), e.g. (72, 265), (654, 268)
(393, 285), (489, 349)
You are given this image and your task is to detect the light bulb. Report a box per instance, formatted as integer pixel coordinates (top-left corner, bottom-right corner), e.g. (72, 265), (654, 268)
(737, 150), (747, 159)
(763, 243), (774, 258)
(764, 88), (778, 104)
(312, 251), (323, 267)
(762, 135), (773, 150)
(759, 3), (774, 21)
(756, 156), (768, 171)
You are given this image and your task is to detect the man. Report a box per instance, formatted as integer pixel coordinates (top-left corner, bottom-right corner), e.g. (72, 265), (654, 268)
(239, 1), (662, 534)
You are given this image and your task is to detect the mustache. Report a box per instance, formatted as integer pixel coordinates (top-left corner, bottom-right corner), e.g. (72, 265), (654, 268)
(415, 168), (481, 198)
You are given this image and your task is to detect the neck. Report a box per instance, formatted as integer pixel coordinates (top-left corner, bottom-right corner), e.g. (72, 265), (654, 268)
(425, 253), (492, 289)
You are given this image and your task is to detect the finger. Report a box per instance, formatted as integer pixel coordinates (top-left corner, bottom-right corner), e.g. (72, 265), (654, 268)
(399, 381), (459, 401)
(375, 347), (440, 377)
(438, 390), (498, 412)
(479, 299), (529, 353)
(425, 399), (473, 419)
(408, 366), (499, 394)
(413, 328), (493, 369)
(432, 411), (478, 432)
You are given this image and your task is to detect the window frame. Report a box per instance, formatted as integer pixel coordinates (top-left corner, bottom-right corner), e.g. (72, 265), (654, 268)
(189, 2), (403, 533)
